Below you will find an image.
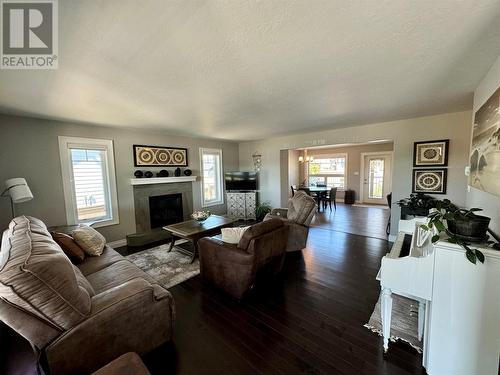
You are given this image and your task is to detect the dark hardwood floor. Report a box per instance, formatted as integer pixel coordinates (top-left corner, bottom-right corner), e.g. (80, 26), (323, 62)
(1, 205), (426, 375)
(312, 203), (390, 240)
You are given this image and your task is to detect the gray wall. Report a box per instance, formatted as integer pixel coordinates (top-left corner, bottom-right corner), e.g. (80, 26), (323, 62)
(239, 110), (472, 236)
(466, 54), (500, 236)
(0, 114), (239, 242)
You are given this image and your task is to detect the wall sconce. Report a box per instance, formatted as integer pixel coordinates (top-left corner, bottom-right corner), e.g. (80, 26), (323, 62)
(298, 156), (304, 162)
(252, 152), (262, 172)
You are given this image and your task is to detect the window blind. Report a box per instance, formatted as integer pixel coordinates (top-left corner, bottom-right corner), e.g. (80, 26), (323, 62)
(70, 148), (110, 222)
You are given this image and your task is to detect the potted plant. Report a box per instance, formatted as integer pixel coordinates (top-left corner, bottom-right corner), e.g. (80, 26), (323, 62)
(421, 199), (491, 264)
(397, 193), (437, 219)
(255, 201), (272, 221)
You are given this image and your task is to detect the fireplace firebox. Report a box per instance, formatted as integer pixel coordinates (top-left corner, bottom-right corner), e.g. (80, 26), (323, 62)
(149, 193), (183, 228)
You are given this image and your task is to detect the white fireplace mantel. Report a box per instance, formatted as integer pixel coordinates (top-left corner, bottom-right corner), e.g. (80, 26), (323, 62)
(130, 176), (197, 186)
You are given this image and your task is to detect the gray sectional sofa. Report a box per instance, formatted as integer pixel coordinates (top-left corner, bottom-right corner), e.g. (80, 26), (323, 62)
(0, 216), (175, 375)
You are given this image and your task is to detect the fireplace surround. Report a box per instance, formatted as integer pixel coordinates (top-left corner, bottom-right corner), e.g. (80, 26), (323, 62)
(128, 181), (194, 246)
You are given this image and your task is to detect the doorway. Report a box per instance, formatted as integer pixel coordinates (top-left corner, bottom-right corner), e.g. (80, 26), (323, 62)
(360, 152), (393, 205)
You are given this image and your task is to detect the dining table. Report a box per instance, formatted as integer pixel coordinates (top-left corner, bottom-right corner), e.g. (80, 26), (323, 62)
(299, 186), (329, 212)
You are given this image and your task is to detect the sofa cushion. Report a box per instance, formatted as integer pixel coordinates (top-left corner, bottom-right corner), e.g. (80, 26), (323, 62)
(73, 265), (95, 297)
(86, 260), (156, 294)
(0, 216), (91, 330)
(51, 232), (86, 264)
(72, 226), (106, 256)
(77, 246), (124, 276)
(287, 191), (316, 224)
(238, 219), (283, 250)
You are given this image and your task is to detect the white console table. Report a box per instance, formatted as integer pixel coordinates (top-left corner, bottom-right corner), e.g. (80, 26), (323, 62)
(227, 192), (256, 220)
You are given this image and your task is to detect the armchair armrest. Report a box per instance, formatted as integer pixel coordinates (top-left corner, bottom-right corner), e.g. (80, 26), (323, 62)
(198, 237), (253, 264)
(198, 236), (254, 299)
(44, 278), (174, 375)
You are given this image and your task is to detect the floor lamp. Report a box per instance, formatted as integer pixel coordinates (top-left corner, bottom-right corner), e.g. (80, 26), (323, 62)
(1, 178), (34, 218)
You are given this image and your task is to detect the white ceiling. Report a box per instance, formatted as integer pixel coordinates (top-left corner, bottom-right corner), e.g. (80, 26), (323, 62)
(1, 1), (500, 141)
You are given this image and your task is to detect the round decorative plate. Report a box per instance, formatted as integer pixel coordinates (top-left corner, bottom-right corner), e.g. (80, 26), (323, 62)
(138, 148), (155, 164)
(416, 172), (441, 191)
(156, 149), (171, 164)
(172, 150), (185, 164)
(423, 149), (438, 160)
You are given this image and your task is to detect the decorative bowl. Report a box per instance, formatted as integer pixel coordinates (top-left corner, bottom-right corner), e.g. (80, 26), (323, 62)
(192, 210), (211, 223)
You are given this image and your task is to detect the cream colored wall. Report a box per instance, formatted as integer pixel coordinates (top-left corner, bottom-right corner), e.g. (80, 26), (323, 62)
(0, 114), (239, 242)
(466, 55), (500, 237)
(239, 111), (471, 235)
(293, 143), (394, 200)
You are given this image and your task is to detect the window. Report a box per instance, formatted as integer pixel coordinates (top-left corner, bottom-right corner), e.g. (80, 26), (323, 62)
(368, 158), (384, 199)
(308, 155), (347, 189)
(58, 137), (119, 227)
(200, 148), (223, 207)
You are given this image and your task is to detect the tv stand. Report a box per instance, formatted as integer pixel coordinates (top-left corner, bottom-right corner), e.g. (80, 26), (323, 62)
(227, 191), (256, 220)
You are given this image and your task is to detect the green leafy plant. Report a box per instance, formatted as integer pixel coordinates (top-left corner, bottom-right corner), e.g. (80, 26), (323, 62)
(396, 193), (437, 210)
(420, 199), (486, 264)
(256, 201), (272, 221)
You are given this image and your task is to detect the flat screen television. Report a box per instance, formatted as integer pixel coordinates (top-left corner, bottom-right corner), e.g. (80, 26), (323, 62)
(225, 172), (258, 191)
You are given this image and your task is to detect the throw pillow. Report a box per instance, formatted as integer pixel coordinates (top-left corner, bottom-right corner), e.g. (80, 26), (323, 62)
(221, 226), (250, 244)
(51, 232), (86, 263)
(72, 226), (106, 256)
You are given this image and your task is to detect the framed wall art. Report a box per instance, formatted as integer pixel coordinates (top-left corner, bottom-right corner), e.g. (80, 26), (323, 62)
(468, 86), (500, 197)
(412, 168), (447, 194)
(133, 145), (188, 167)
(413, 139), (449, 167)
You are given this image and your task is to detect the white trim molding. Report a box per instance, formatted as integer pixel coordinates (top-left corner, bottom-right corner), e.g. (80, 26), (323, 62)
(58, 136), (120, 228)
(130, 176), (197, 185)
(359, 151), (394, 205)
(199, 148), (224, 208)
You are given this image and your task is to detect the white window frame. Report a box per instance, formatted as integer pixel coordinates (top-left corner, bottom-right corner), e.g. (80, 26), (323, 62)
(58, 136), (119, 228)
(308, 153), (348, 190)
(200, 148), (224, 207)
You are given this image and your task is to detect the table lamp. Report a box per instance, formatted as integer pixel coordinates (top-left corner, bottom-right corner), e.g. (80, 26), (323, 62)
(1, 178), (34, 218)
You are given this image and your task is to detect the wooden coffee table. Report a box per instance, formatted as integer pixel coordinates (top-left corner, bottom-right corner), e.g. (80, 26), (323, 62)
(163, 215), (235, 263)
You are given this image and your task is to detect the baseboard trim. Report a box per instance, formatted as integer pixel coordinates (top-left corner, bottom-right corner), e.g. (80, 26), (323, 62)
(333, 199), (362, 203)
(107, 239), (127, 248)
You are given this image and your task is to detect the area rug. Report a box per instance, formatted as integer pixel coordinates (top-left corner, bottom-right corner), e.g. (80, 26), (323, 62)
(364, 293), (422, 352)
(126, 243), (200, 289)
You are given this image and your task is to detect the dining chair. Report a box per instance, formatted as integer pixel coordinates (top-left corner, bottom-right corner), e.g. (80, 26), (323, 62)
(327, 187), (337, 211)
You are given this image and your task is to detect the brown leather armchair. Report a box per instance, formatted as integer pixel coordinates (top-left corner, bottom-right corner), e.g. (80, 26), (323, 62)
(264, 190), (317, 252)
(198, 219), (288, 299)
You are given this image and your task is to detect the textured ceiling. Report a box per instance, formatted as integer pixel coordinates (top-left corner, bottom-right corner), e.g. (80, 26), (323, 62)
(1, 0), (500, 140)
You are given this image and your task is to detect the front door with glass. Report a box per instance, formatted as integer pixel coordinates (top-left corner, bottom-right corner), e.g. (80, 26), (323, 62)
(362, 153), (392, 205)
